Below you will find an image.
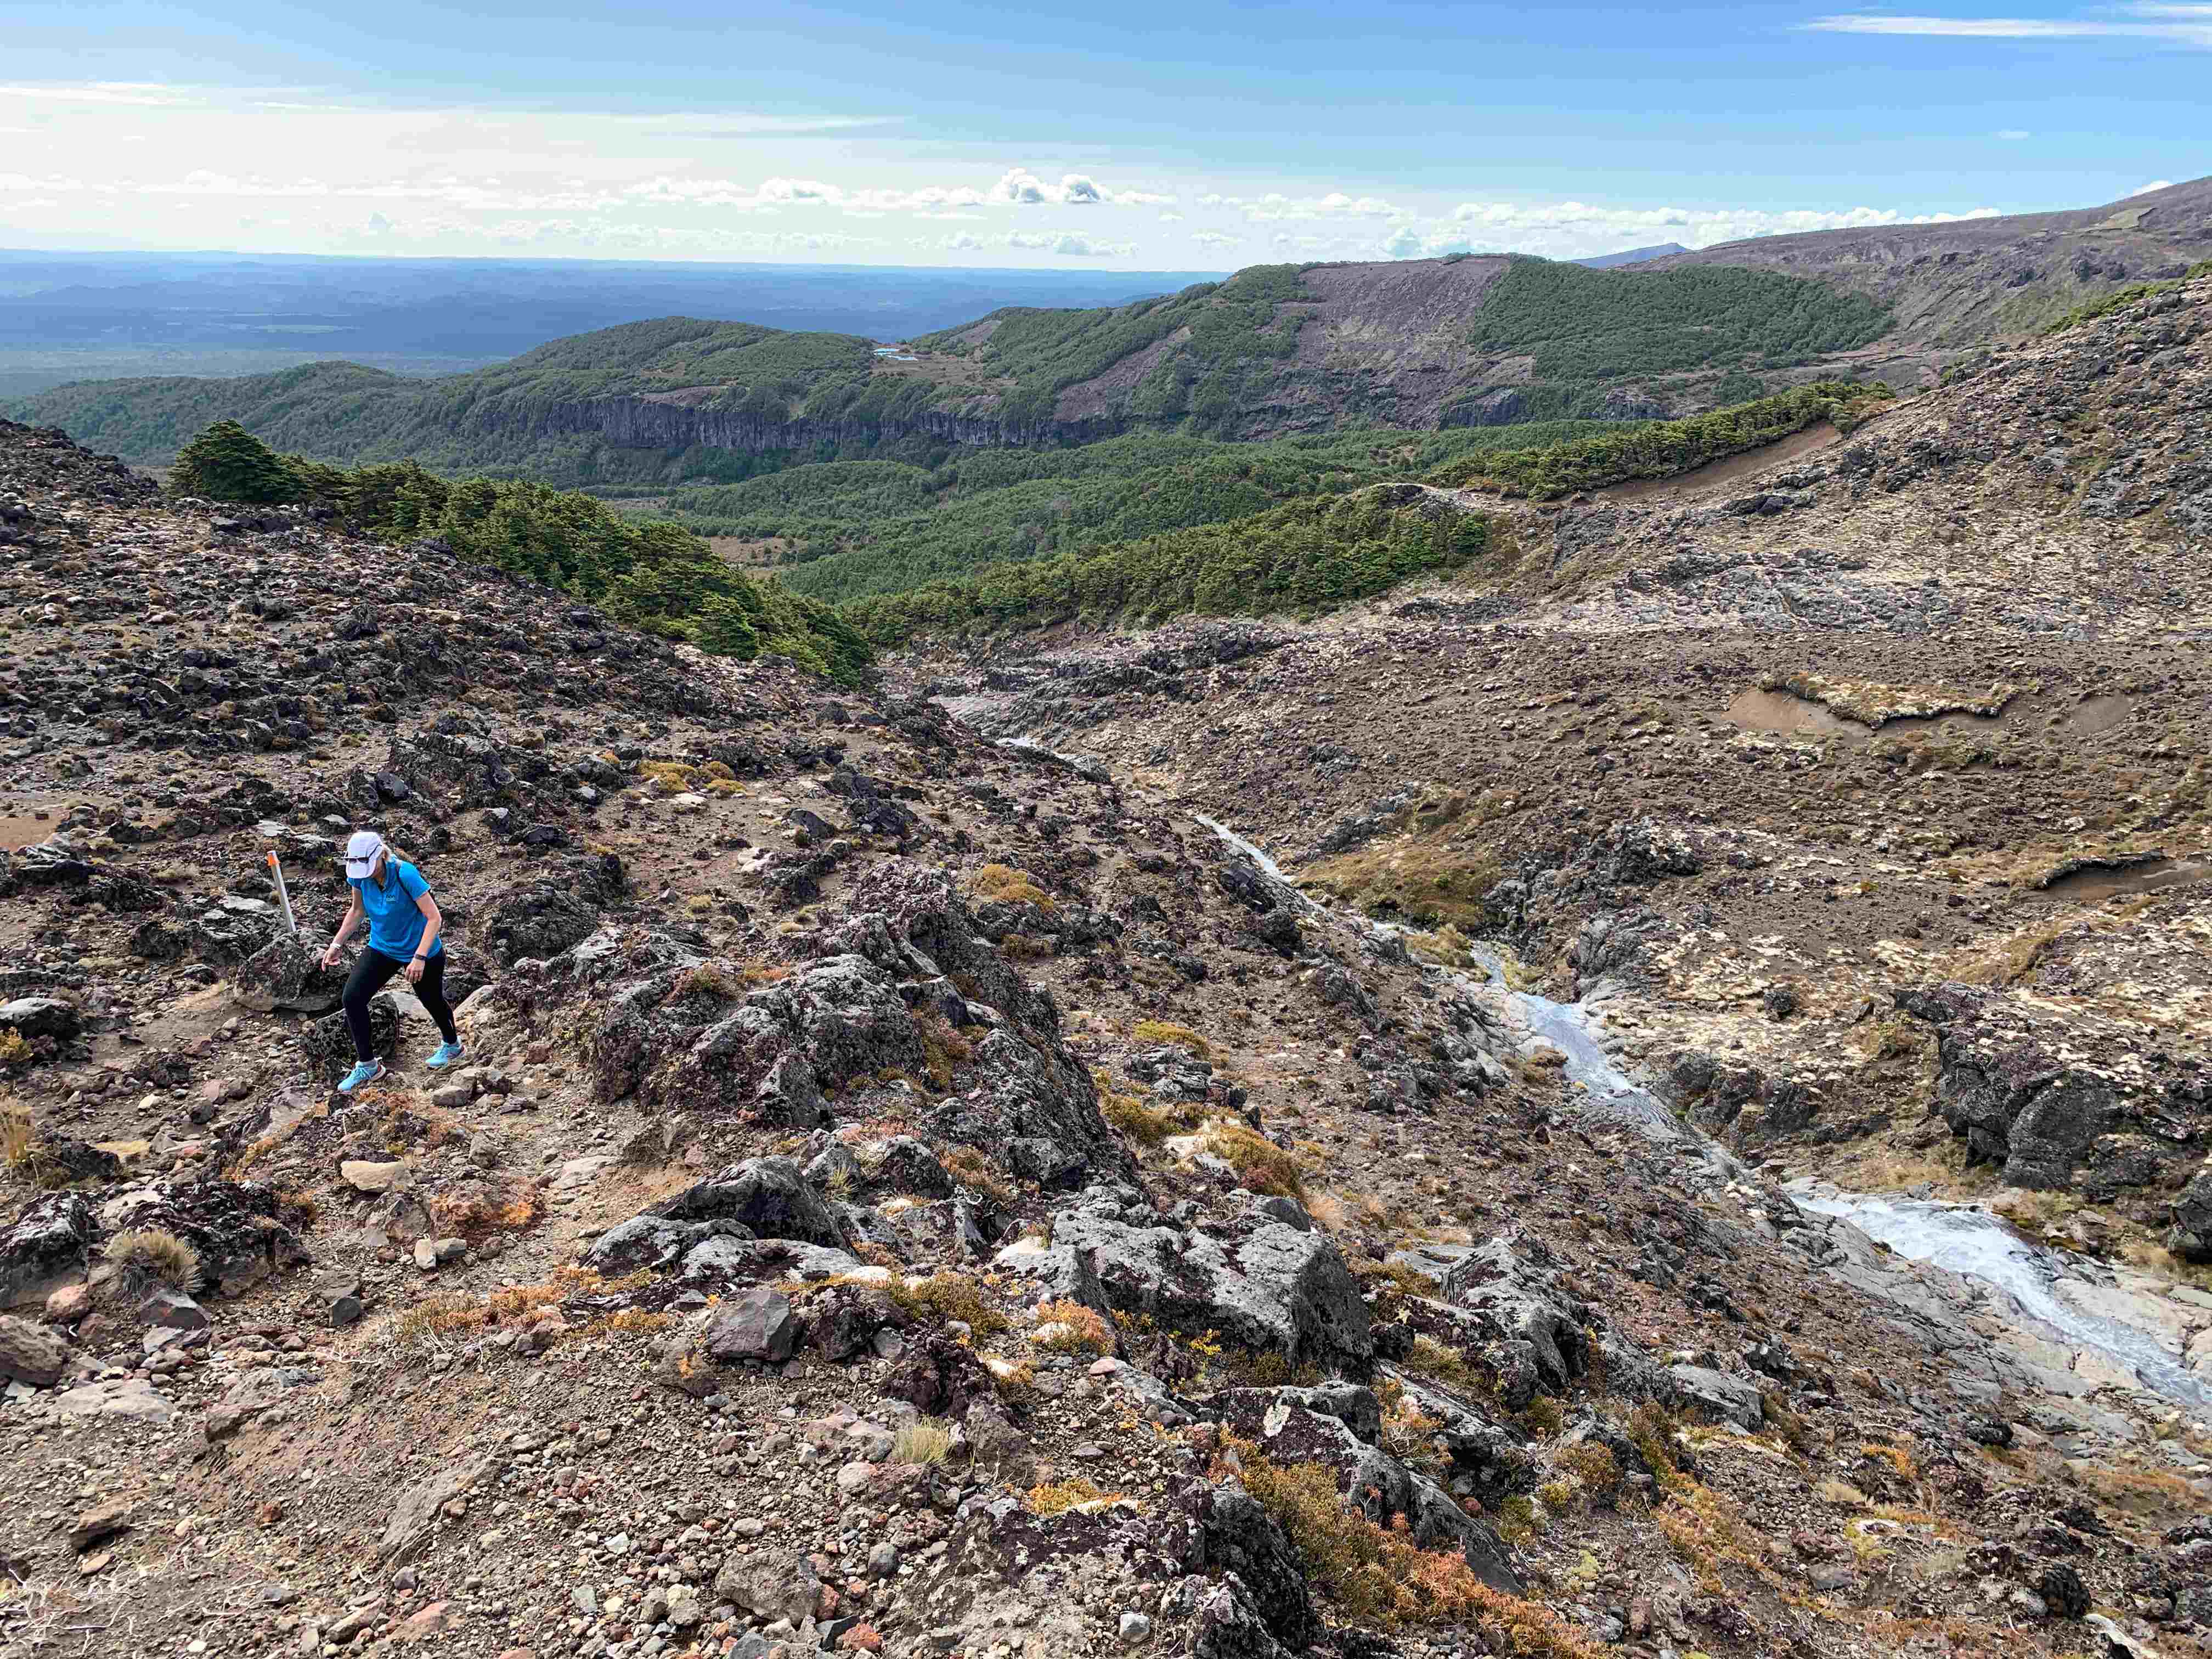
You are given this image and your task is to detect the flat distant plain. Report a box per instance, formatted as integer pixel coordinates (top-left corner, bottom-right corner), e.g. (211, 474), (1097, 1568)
(0, 249), (1225, 397)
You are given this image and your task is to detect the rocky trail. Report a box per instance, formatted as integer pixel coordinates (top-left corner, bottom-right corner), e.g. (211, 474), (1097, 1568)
(3, 278), (2211, 1659)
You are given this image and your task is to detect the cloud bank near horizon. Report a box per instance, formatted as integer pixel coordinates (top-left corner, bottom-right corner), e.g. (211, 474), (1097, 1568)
(0, 77), (2148, 268)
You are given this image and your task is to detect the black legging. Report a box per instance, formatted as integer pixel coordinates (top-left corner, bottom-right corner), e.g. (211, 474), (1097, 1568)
(343, 948), (457, 1062)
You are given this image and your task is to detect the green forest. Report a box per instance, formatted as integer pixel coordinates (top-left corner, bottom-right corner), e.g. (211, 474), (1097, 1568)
(169, 421), (871, 684)
(1463, 259), (1894, 380)
(1427, 381), (1894, 498)
(839, 489), (1495, 645)
(657, 421), (1630, 605)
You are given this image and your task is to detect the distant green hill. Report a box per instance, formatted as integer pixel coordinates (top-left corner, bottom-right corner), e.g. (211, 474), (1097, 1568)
(9, 255), (1897, 489)
(5, 317), (910, 483)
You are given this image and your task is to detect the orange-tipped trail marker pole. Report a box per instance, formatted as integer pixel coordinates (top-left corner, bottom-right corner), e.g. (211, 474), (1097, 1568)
(267, 850), (300, 938)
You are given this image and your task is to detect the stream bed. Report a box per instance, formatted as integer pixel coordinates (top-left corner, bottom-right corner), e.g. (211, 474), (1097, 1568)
(1189, 803), (2212, 1416)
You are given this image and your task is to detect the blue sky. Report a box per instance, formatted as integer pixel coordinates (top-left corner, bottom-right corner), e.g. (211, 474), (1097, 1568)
(2, 0), (2205, 266)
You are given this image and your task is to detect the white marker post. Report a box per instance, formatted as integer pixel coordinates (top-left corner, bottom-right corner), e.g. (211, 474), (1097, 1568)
(267, 850), (300, 938)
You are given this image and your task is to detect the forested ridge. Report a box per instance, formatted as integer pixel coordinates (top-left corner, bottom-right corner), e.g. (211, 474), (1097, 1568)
(167, 420), (871, 684)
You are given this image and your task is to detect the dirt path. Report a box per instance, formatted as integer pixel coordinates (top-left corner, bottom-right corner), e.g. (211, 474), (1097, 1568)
(1597, 419), (1844, 501)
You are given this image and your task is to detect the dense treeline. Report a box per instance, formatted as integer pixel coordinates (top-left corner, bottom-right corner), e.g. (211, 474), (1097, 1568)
(665, 420), (1629, 604)
(168, 421), (871, 684)
(839, 489), (1492, 645)
(1465, 259), (1893, 380)
(1426, 382), (1893, 499)
(917, 264), (1317, 430)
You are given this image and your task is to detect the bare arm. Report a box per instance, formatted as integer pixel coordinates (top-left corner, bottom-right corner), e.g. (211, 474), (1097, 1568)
(405, 894), (443, 983)
(322, 893), (364, 967)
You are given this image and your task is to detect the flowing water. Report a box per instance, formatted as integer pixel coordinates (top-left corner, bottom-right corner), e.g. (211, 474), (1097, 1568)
(1790, 1188), (2212, 1411)
(1192, 812), (1689, 1146)
(1188, 800), (2211, 1412)
(977, 730), (2210, 1413)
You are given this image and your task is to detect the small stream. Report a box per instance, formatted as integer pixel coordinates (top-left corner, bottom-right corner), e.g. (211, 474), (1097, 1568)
(1194, 813), (1690, 1146)
(1790, 1187), (2212, 1412)
(1186, 802), (2212, 1415)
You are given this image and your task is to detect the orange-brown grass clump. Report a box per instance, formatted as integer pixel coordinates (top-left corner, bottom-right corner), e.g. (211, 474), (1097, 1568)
(966, 864), (1056, 911)
(1133, 1019), (1210, 1057)
(1224, 1438), (1605, 1654)
(1026, 1476), (1118, 1516)
(1200, 1121), (1306, 1199)
(1033, 1299), (1115, 1355)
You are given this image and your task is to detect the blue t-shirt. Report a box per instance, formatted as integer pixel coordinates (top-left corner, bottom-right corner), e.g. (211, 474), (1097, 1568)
(355, 859), (443, 961)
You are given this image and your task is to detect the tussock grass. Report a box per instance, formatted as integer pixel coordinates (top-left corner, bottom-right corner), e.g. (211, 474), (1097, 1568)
(893, 1421), (954, 1465)
(1026, 1476), (1117, 1516)
(966, 864), (1056, 911)
(1199, 1121), (1306, 1199)
(940, 1146), (1013, 1203)
(1132, 1019), (1209, 1057)
(104, 1228), (200, 1290)
(1306, 835), (1505, 930)
(1032, 1299), (1114, 1356)
(889, 1271), (1008, 1339)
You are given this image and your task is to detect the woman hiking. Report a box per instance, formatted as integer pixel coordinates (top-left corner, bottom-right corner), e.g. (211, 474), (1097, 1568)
(322, 830), (465, 1093)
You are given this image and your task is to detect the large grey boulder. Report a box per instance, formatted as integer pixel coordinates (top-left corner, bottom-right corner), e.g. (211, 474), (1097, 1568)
(0, 1313), (70, 1387)
(1211, 1392), (1519, 1593)
(1898, 984), (2122, 1190)
(702, 1287), (797, 1363)
(648, 1156), (843, 1248)
(1000, 1186), (1372, 1372)
(713, 1549), (821, 1626)
(2173, 1165), (2212, 1263)
(1386, 1237), (1590, 1392)
(0, 996), (80, 1042)
(100, 1181), (312, 1299)
(1667, 1364), (1765, 1429)
(379, 1452), (499, 1561)
(0, 1192), (98, 1309)
(583, 1215), (749, 1274)
(232, 933), (345, 1014)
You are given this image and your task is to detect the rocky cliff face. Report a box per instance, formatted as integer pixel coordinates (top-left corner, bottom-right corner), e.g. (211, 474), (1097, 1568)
(521, 392), (1126, 457)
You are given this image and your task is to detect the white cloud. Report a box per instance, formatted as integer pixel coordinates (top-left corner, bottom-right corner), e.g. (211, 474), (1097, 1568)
(1201, 189), (1401, 222)
(1996, 128), (2033, 139)
(2130, 178), (2176, 194)
(1803, 5), (2212, 46)
(927, 229), (1134, 257)
(989, 167), (1173, 207)
(1158, 211), (1185, 222)
(1190, 228), (1242, 249)
(1441, 195), (2001, 256)
(1005, 230), (1135, 257)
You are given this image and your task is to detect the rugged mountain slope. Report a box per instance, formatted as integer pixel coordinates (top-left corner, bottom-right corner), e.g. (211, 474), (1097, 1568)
(1572, 245), (1691, 270)
(1645, 176), (2212, 344)
(7, 405), (2210, 1659)
(912, 276), (2212, 1356)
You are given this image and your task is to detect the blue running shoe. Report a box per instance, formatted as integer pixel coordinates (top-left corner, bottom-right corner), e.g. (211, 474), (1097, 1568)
(426, 1041), (466, 1070)
(337, 1059), (384, 1094)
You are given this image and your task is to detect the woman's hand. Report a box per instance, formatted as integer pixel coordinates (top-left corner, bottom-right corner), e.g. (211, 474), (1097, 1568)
(405, 955), (426, 985)
(321, 943), (343, 969)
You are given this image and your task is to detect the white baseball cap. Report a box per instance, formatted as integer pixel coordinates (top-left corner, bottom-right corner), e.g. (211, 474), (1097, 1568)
(342, 830), (386, 879)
